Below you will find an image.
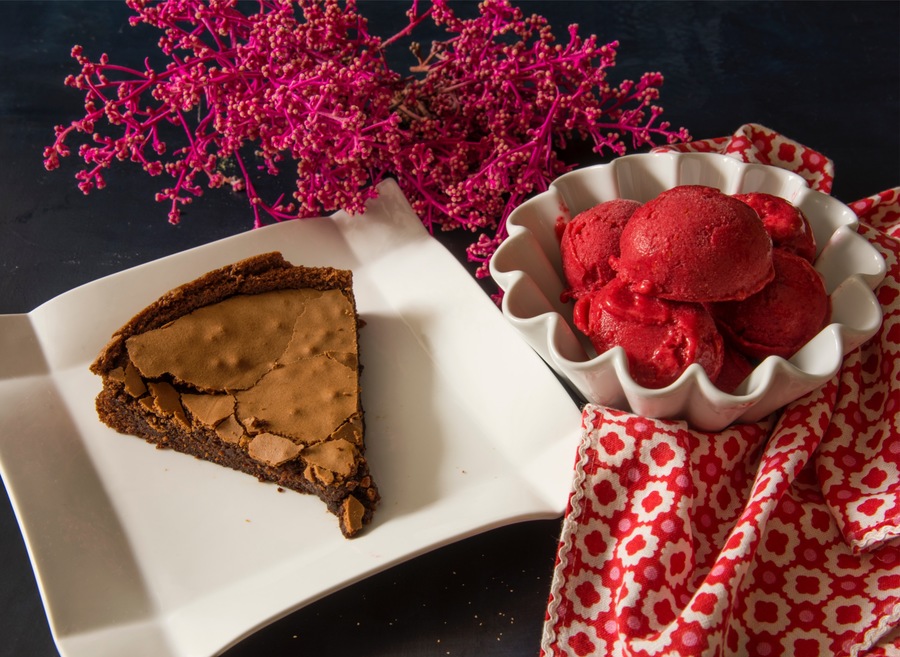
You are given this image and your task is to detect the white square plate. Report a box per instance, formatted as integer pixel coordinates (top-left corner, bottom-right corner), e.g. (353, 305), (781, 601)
(0, 180), (582, 657)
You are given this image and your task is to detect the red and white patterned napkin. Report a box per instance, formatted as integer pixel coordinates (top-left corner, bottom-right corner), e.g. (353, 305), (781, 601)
(541, 124), (900, 657)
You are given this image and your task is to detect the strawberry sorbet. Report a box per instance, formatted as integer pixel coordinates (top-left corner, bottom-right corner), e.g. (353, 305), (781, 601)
(560, 199), (642, 298)
(612, 185), (774, 302)
(734, 192), (817, 262)
(557, 185), (828, 393)
(709, 250), (830, 360)
(573, 278), (724, 389)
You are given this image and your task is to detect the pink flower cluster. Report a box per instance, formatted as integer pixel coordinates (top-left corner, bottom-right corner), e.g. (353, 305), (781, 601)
(44, 0), (689, 277)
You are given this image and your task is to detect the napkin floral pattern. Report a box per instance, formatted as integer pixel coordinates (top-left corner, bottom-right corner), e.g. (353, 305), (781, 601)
(542, 124), (900, 656)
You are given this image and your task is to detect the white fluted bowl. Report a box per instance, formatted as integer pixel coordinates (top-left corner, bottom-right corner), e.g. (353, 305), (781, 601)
(489, 152), (886, 430)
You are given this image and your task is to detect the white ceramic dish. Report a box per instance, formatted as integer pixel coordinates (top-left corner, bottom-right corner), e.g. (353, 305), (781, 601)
(0, 179), (583, 657)
(489, 152), (886, 431)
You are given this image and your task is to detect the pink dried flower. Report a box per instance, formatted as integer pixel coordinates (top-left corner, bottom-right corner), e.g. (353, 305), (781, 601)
(44, 0), (689, 279)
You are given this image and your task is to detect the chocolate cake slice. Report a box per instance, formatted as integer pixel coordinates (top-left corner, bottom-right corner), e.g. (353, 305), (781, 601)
(90, 252), (378, 537)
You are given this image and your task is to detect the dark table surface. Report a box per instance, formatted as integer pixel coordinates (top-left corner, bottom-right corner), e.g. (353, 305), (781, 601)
(1, 2), (897, 656)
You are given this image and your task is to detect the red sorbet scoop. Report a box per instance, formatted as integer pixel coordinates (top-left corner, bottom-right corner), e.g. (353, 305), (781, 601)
(573, 277), (724, 389)
(709, 250), (830, 360)
(733, 192), (817, 262)
(560, 199), (642, 298)
(612, 185), (774, 302)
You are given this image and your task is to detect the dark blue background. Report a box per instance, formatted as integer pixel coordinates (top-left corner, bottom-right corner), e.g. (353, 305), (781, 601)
(1, 2), (897, 656)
